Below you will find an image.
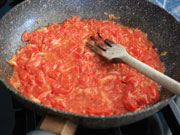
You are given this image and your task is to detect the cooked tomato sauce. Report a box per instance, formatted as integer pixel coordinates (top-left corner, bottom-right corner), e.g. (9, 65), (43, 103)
(9, 16), (164, 115)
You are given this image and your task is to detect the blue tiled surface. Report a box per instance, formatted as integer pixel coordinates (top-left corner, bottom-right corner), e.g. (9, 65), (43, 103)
(150, 0), (180, 21)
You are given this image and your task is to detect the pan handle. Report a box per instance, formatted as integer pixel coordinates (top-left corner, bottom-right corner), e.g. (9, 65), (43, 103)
(26, 115), (77, 135)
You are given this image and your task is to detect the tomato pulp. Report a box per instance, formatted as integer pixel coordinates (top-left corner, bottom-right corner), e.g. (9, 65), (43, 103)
(9, 17), (164, 115)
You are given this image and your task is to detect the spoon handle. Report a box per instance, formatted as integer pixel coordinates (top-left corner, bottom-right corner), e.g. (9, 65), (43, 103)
(121, 53), (180, 96)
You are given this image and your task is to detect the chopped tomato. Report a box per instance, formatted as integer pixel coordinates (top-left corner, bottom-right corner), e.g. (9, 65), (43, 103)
(86, 106), (113, 115)
(51, 81), (72, 95)
(21, 30), (28, 42)
(9, 16), (164, 115)
(123, 94), (138, 112)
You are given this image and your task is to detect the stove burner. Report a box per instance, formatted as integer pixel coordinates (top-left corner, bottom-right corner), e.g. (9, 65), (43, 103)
(13, 98), (164, 135)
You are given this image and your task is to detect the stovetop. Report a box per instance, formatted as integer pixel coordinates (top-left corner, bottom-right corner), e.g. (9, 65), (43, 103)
(0, 0), (180, 135)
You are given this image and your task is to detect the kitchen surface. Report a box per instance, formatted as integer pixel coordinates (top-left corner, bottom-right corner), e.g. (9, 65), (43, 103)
(0, 0), (180, 135)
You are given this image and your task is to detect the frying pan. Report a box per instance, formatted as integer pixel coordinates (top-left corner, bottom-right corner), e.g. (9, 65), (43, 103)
(0, 0), (180, 129)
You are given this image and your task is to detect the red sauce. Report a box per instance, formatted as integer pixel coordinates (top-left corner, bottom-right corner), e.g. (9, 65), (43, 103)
(9, 16), (164, 115)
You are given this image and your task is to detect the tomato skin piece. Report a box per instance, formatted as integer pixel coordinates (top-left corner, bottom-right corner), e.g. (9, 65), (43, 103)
(21, 31), (29, 42)
(72, 51), (83, 59)
(28, 75), (36, 87)
(78, 74), (93, 88)
(35, 71), (46, 85)
(25, 44), (39, 56)
(27, 31), (44, 44)
(38, 90), (52, 100)
(25, 55), (41, 73)
(147, 86), (159, 103)
(86, 106), (113, 115)
(137, 94), (149, 105)
(123, 94), (138, 112)
(41, 99), (52, 107)
(51, 82), (72, 95)
(51, 100), (67, 110)
(16, 56), (29, 69)
(18, 70), (29, 81)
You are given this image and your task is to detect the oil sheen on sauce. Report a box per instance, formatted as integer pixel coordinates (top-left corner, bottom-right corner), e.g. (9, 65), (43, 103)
(9, 16), (164, 115)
